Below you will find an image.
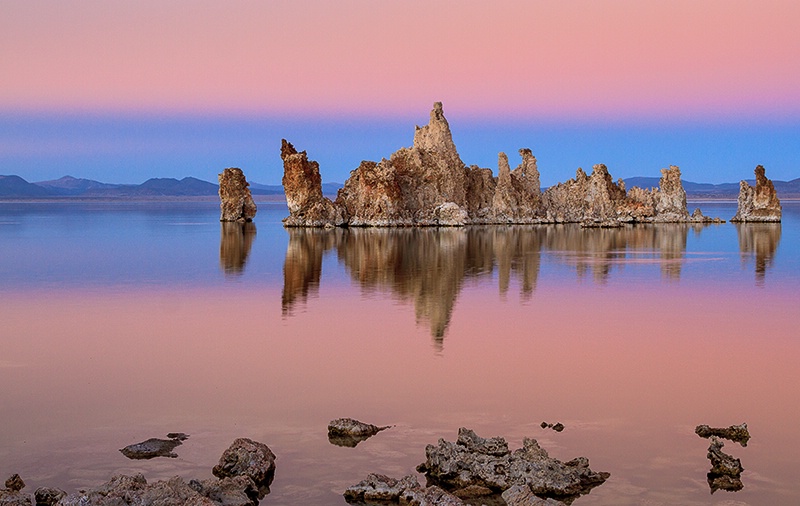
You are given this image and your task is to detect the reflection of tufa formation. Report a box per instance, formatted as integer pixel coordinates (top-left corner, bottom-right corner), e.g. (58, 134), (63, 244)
(281, 102), (781, 227)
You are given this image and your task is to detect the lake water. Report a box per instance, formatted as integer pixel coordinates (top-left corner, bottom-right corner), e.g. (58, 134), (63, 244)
(1, 200), (799, 505)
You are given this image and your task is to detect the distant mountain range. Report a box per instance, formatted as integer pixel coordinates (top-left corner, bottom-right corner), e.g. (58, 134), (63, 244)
(1, 174), (798, 199)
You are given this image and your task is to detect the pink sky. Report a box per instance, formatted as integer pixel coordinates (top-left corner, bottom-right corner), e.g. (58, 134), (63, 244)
(3, 0), (800, 120)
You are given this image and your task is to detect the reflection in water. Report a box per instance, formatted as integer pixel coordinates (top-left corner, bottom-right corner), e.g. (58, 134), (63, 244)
(282, 224), (721, 342)
(219, 222), (256, 276)
(735, 223), (781, 284)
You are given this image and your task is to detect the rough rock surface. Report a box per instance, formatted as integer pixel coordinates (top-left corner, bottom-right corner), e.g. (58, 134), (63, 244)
(57, 474), (258, 506)
(540, 422), (564, 432)
(119, 433), (188, 459)
(219, 168), (257, 223)
(327, 418), (392, 447)
(695, 423), (750, 447)
(502, 485), (569, 505)
(282, 102), (720, 227)
(33, 487), (66, 506)
(706, 437), (744, 493)
(212, 438), (276, 493)
(731, 165), (782, 222)
(343, 473), (466, 505)
(4, 475), (24, 493)
(416, 428), (609, 500)
(281, 140), (345, 227)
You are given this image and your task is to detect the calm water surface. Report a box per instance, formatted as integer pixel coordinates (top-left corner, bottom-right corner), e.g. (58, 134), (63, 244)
(1, 200), (799, 505)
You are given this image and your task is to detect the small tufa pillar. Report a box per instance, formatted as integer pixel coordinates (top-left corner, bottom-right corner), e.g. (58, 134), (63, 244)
(218, 167), (257, 222)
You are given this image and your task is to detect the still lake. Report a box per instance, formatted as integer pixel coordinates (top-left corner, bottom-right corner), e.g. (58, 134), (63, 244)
(1, 200), (798, 505)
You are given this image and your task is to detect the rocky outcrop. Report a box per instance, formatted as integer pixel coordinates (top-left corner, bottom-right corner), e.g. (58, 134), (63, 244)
(281, 140), (345, 227)
(540, 422), (564, 432)
(212, 438), (276, 494)
(218, 168), (257, 222)
(327, 418), (392, 447)
(695, 423), (750, 446)
(731, 165), (782, 222)
(119, 433), (188, 459)
(706, 437), (744, 493)
(282, 103), (723, 227)
(416, 428), (609, 501)
(343, 474), (466, 505)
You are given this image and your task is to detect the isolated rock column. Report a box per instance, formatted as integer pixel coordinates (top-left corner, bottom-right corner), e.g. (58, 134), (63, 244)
(218, 168), (257, 222)
(731, 165), (782, 222)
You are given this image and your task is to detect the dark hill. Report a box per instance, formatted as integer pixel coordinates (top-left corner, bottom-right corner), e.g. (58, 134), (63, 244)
(35, 175), (120, 195)
(0, 175), (55, 197)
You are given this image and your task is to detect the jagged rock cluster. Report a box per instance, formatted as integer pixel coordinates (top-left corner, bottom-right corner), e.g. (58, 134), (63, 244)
(731, 165), (782, 222)
(282, 102), (732, 227)
(219, 167), (257, 222)
(0, 438), (276, 506)
(696, 423), (749, 493)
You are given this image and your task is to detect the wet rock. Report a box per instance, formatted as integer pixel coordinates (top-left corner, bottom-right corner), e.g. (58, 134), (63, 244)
(502, 485), (568, 505)
(416, 428), (609, 500)
(731, 165), (782, 222)
(0, 490), (31, 506)
(212, 438), (276, 493)
(706, 437), (744, 493)
(328, 418), (392, 447)
(695, 423), (750, 446)
(540, 422), (564, 432)
(119, 433), (188, 459)
(4, 475), (24, 492)
(343, 473), (421, 503)
(653, 166), (690, 222)
(33, 487), (66, 506)
(690, 207), (724, 223)
(401, 485), (468, 505)
(219, 168), (257, 223)
(57, 474), (254, 506)
(281, 139), (345, 227)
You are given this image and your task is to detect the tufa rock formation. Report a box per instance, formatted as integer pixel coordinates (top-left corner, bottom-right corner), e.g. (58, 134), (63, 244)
(731, 165), (782, 222)
(327, 418), (392, 448)
(282, 102), (723, 227)
(219, 168), (257, 222)
(705, 437), (744, 493)
(695, 423), (750, 447)
(119, 433), (189, 459)
(416, 428), (609, 501)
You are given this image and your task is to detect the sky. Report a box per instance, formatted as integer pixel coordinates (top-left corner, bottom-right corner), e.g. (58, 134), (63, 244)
(1, 0), (799, 186)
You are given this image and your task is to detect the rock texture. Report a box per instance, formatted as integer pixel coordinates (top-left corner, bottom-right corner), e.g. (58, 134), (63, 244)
(281, 140), (345, 227)
(282, 102), (723, 227)
(119, 433), (188, 459)
(695, 423), (750, 447)
(327, 418), (392, 447)
(731, 165), (782, 222)
(343, 474), (466, 505)
(706, 437), (744, 493)
(416, 428), (609, 501)
(212, 438), (276, 494)
(219, 168), (257, 222)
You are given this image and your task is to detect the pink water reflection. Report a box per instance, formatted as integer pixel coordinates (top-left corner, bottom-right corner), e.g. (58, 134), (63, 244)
(1, 281), (798, 504)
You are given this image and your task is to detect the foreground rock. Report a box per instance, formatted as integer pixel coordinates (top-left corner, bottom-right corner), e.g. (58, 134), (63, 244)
(343, 473), (466, 505)
(219, 167), (257, 223)
(328, 418), (392, 447)
(212, 438), (276, 495)
(731, 165), (782, 222)
(695, 423), (750, 447)
(416, 428), (609, 501)
(1, 438), (277, 506)
(119, 433), (189, 459)
(283, 102), (726, 227)
(706, 437), (744, 493)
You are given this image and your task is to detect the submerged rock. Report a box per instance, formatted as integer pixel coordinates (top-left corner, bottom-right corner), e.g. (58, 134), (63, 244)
(119, 433), (188, 459)
(540, 422), (565, 432)
(219, 167), (257, 223)
(706, 437), (744, 493)
(731, 165), (782, 222)
(343, 473), (466, 506)
(416, 428), (609, 501)
(212, 438), (276, 494)
(328, 418), (392, 447)
(695, 423), (750, 446)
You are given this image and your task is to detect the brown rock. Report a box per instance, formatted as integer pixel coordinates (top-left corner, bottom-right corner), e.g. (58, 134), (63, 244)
(4, 475), (24, 492)
(281, 140), (345, 227)
(731, 165), (782, 222)
(327, 418), (392, 447)
(695, 422), (750, 446)
(33, 487), (66, 506)
(653, 165), (690, 222)
(212, 438), (276, 492)
(218, 168), (257, 223)
(705, 437), (744, 493)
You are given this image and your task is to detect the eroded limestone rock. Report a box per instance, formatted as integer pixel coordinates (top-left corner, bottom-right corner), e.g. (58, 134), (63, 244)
(281, 140), (345, 227)
(219, 168), (257, 223)
(731, 165), (782, 222)
(343, 473), (467, 506)
(119, 433), (188, 459)
(706, 437), (744, 493)
(416, 428), (609, 500)
(212, 438), (276, 493)
(540, 422), (565, 432)
(33, 487), (66, 506)
(695, 423), (750, 447)
(4, 475), (24, 493)
(327, 418), (392, 447)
